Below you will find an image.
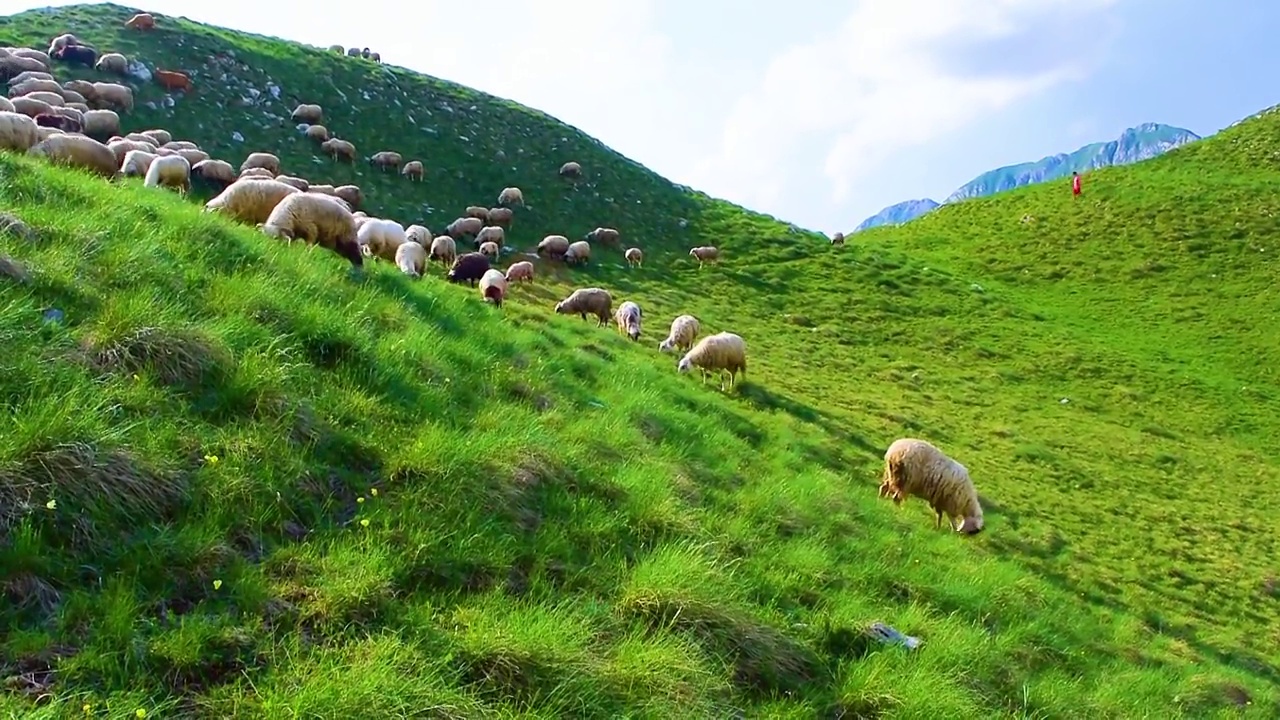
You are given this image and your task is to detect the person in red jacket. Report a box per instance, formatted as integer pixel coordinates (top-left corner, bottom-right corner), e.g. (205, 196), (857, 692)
(1071, 171), (1082, 197)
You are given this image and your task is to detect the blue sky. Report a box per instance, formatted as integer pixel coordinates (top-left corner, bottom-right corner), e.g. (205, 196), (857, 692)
(8, 1), (1280, 234)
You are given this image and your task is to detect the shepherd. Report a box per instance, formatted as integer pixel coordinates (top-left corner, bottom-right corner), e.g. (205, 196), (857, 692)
(1071, 171), (1082, 197)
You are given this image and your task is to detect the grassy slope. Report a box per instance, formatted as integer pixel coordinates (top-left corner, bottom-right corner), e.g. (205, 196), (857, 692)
(1, 3), (1278, 718)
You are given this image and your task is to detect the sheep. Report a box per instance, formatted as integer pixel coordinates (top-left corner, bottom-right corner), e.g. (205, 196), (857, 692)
(487, 206), (513, 228)
(0, 98), (13, 113)
(9, 78), (62, 96)
(677, 332), (747, 391)
(689, 245), (720, 267)
(537, 234), (569, 260)
(106, 138), (153, 165)
(402, 160), (424, 181)
(497, 186), (524, 206)
(204, 179), (300, 224)
(90, 82), (132, 112)
(478, 241), (499, 260)
(475, 225), (504, 249)
(625, 247), (643, 268)
(241, 151), (281, 175)
(303, 124), (329, 142)
(10, 97), (54, 119)
(614, 301), (643, 341)
(95, 52), (128, 75)
(429, 235), (457, 266)
(274, 174), (310, 191)
(22, 91), (64, 108)
(554, 288), (612, 327)
(62, 80), (96, 102)
(162, 140), (199, 151)
(60, 89), (87, 105)
(658, 315), (700, 354)
(139, 129), (171, 146)
(10, 47), (52, 68)
(6, 71), (54, 85)
(370, 52), (381, 63)
(564, 240), (591, 266)
(0, 111), (40, 153)
(320, 137), (356, 161)
(334, 185), (363, 210)
(369, 150), (402, 172)
(120, 148), (158, 178)
(357, 218), (407, 263)
(479, 268), (509, 308)
(831, 232), (845, 246)
(48, 34), (82, 55)
(155, 69), (193, 93)
(81, 109), (120, 141)
(125, 13), (156, 30)
(291, 103), (323, 124)
(586, 227), (619, 246)
(239, 166), (275, 180)
(34, 112), (80, 134)
(27, 133), (118, 178)
(35, 126), (62, 141)
(190, 159), (236, 188)
(176, 148), (210, 166)
(0, 50), (48, 76)
(446, 216), (483, 241)
(307, 183), (337, 197)
(405, 224), (431, 246)
(878, 438), (984, 535)
(505, 260), (534, 284)
(465, 205), (489, 221)
(447, 251), (491, 287)
(346, 48), (361, 57)
(143, 154), (191, 193)
(258, 192), (363, 269)
(559, 161), (582, 178)
(52, 44), (97, 69)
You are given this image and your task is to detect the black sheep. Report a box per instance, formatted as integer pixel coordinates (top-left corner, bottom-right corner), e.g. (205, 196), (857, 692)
(447, 252), (490, 287)
(53, 44), (98, 68)
(34, 113), (82, 134)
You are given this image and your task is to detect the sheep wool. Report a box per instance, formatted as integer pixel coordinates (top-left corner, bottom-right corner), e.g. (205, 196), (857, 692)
(395, 241), (427, 278)
(478, 241), (499, 260)
(429, 235), (457, 266)
(625, 247), (643, 268)
(690, 246), (720, 266)
(405, 224), (431, 246)
(143, 153), (191, 193)
(120, 148), (157, 177)
(614, 301), (642, 341)
(0, 110), (40, 153)
(258, 192), (362, 269)
(537, 234), (569, 259)
(356, 218), (407, 263)
(497, 186), (524, 206)
(240, 151), (281, 175)
(658, 314), (700, 354)
(27, 133), (118, 178)
(204, 178), (300, 224)
(678, 332), (746, 391)
(554, 287), (612, 327)
(879, 438), (984, 534)
(504, 260), (534, 284)
(479, 268), (508, 308)
(564, 240), (591, 266)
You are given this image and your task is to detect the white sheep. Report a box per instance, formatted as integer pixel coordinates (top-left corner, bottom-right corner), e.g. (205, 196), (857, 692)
(0, 110), (40, 153)
(564, 240), (591, 265)
(479, 268), (508, 308)
(689, 246), (720, 267)
(143, 153), (191, 193)
(658, 315), (700, 354)
(395, 240), (427, 278)
(429, 235), (457, 266)
(476, 225), (505, 248)
(405, 224), (431, 246)
(614, 301), (642, 341)
(120, 148), (157, 177)
(90, 82), (133, 112)
(0, 97), (14, 113)
(625, 247), (643, 268)
(257, 191), (362, 268)
(554, 287), (612, 326)
(478, 241), (499, 260)
(94, 52), (128, 75)
(356, 217), (407, 263)
(81, 108), (120, 141)
(27, 133), (118, 178)
(497, 186), (524, 206)
(204, 178), (300, 224)
(140, 128), (171, 146)
(240, 151), (281, 175)
(878, 438), (984, 534)
(505, 260), (534, 284)
(537, 234), (569, 259)
(678, 332), (746, 391)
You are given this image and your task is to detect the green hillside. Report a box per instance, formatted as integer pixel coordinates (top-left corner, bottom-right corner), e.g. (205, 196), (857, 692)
(2, 3), (1279, 718)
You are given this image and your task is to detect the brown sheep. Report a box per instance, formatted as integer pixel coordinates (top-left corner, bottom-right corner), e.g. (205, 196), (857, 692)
(831, 232), (845, 246)
(304, 124), (329, 142)
(625, 247), (643, 268)
(125, 13), (156, 30)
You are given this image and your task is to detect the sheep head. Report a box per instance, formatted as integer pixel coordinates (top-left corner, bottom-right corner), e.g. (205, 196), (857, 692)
(956, 516), (984, 534)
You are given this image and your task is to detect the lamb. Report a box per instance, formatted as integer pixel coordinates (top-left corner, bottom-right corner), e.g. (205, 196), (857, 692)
(394, 241), (427, 278)
(625, 247), (643, 268)
(447, 252), (491, 287)
(320, 138), (356, 162)
(678, 331), (747, 391)
(429, 235), (457, 266)
(878, 438), (984, 535)
(586, 227), (619, 246)
(559, 161), (582, 178)
(89, 82), (132, 111)
(81, 109), (120, 141)
(446, 216), (483, 241)
(564, 240), (591, 266)
(291, 103), (323, 124)
(143, 154), (191, 193)
(204, 178), (300, 224)
(658, 315), (700, 354)
(479, 269), (508, 308)
(27, 133), (118, 178)
(689, 246), (720, 267)
(356, 218), (407, 263)
(554, 287), (612, 327)
(125, 13), (156, 30)
(405, 224), (431, 246)
(831, 232), (845, 246)
(0, 111), (40, 153)
(191, 158), (236, 187)
(94, 52), (128, 75)
(475, 225), (504, 249)
(241, 151), (281, 175)
(304, 124), (329, 142)
(258, 192), (363, 269)
(478, 241), (500, 260)
(120, 148), (157, 178)
(614, 301), (642, 341)
(369, 150), (402, 171)
(401, 160), (424, 181)
(487, 206), (513, 228)
(497, 186), (524, 206)
(504, 260), (534, 284)
(536, 234), (569, 260)
(34, 112), (80, 134)
(154, 69), (193, 93)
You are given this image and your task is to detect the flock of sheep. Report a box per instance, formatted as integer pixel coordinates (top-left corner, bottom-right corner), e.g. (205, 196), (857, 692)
(0, 13), (983, 534)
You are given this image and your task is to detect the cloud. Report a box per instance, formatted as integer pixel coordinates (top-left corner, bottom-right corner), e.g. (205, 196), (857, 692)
(687, 0), (1122, 227)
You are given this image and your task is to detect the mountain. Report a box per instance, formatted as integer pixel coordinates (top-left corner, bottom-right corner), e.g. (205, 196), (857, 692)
(2, 4), (1278, 718)
(853, 122), (1201, 231)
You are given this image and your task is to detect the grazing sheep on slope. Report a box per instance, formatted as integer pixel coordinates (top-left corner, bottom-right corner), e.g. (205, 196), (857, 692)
(27, 133), (117, 178)
(402, 160), (424, 181)
(559, 161), (582, 178)
(447, 252), (491, 286)
(625, 247), (643, 268)
(291, 103), (323, 124)
(879, 438), (984, 535)
(586, 227), (619, 246)
(357, 218), (407, 263)
(405, 224), (431, 246)
(564, 240), (591, 266)
(204, 178), (300, 224)
(52, 44), (98, 69)
(447, 216), (483, 241)
(555, 287), (612, 327)
(537, 234), (569, 260)
(614, 301), (642, 341)
(430, 235), (457, 266)
(95, 52), (128, 75)
(487, 206), (513, 228)
(498, 186), (524, 206)
(143, 153), (191, 193)
(396, 241), (427, 278)
(689, 246), (720, 267)
(81, 109), (120, 141)
(505, 260), (534, 284)
(241, 151), (280, 175)
(831, 232), (845, 246)
(478, 241), (499, 260)
(475, 225), (504, 249)
(658, 315), (700, 354)
(258, 192), (363, 269)
(320, 138), (356, 162)
(479, 269), (508, 308)
(191, 159), (235, 188)
(120, 148), (157, 177)
(465, 205), (489, 221)
(678, 332), (746, 391)
(0, 111), (40, 153)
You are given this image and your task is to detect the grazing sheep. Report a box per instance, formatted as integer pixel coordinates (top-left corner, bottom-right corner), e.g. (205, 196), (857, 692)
(175, 148), (209, 166)
(564, 240), (591, 266)
(34, 112), (80, 134)
(35, 126), (62, 141)
(10, 97), (54, 119)
(60, 89), (87, 105)
(346, 48), (360, 57)
(334, 184), (363, 210)
(658, 315), (700, 354)
(303, 124), (329, 142)
(465, 205), (489, 221)
(831, 232), (845, 246)
(447, 251), (491, 287)
(625, 247), (643, 268)
(154, 69), (193, 93)
(878, 438), (984, 535)
(307, 183), (337, 197)
(27, 133), (118, 178)
(405, 224), (431, 246)
(356, 218), (407, 263)
(241, 151), (281, 175)
(81, 109), (120, 141)
(291, 103), (323, 124)
(689, 245), (720, 267)
(487, 206), (513, 228)
(475, 225), (504, 249)
(402, 160), (424, 181)
(191, 159), (236, 187)
(537, 234), (569, 260)
(505, 260), (534, 284)
(239, 167), (274, 180)
(143, 153), (190, 193)
(0, 98), (13, 114)
(106, 138), (153, 165)
(614, 301), (643, 341)
(52, 44), (97, 69)
(554, 287), (612, 327)
(139, 128), (171, 146)
(369, 150), (402, 172)
(22, 91), (64, 108)
(274, 174), (309, 191)
(478, 241), (499, 260)
(204, 179), (300, 224)
(90, 82), (133, 112)
(162, 140), (197, 151)
(258, 192), (363, 269)
(370, 52), (381, 63)
(429, 235), (457, 266)
(47, 34), (82, 55)
(0, 111), (40, 153)
(9, 78), (62, 96)
(62, 79), (96, 102)
(125, 13), (156, 30)
(497, 186), (524, 206)
(120, 148), (157, 177)
(479, 269), (508, 308)
(446, 216), (483, 241)
(559, 161), (582, 178)
(7, 71), (54, 85)
(678, 332), (747, 391)
(0, 49), (48, 76)
(320, 137), (356, 162)
(94, 52), (128, 75)
(394, 241), (427, 278)
(586, 227), (619, 246)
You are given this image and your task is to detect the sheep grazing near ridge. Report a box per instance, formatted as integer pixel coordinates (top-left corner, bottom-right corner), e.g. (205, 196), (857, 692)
(48, 34), (82, 55)
(479, 268), (508, 308)
(258, 193), (362, 269)
(678, 332), (746, 391)
(241, 151), (280, 176)
(369, 150), (401, 172)
(304, 124), (329, 142)
(505, 260), (534, 284)
(586, 227), (619, 246)
(395, 241), (427, 278)
(94, 52), (127, 75)
(831, 232), (845, 246)
(143, 153), (190, 193)
(465, 205), (489, 221)
(625, 247), (643, 268)
(53, 44), (98, 69)
(554, 287), (612, 327)
(559, 161), (581, 179)
(614, 301), (642, 341)
(204, 178), (299, 224)
(475, 225), (504, 249)
(564, 240), (591, 266)
(27, 133), (117, 178)
(497, 186), (524, 206)
(878, 438), (984, 535)
(689, 246), (720, 267)
(320, 138), (356, 162)
(658, 315), (700, 354)
(291, 103), (323, 124)
(429, 235), (457, 266)
(125, 12), (156, 30)
(447, 251), (491, 287)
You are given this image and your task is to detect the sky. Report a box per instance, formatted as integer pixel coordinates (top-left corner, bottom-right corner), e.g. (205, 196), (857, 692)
(9, 1), (1280, 234)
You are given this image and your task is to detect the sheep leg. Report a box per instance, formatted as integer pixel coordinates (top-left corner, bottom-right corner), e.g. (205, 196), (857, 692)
(934, 509), (943, 529)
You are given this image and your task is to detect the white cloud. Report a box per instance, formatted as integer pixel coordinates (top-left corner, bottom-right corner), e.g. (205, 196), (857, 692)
(687, 0), (1121, 228)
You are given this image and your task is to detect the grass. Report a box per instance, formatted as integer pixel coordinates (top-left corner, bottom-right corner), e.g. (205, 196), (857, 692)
(1, 3), (1279, 718)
